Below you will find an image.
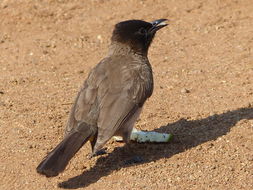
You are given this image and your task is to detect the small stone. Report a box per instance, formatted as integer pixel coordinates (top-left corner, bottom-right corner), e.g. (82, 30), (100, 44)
(181, 88), (190, 93)
(97, 35), (102, 40)
(97, 35), (103, 43)
(42, 50), (48, 54)
(0, 91), (4, 94)
(163, 56), (169, 62)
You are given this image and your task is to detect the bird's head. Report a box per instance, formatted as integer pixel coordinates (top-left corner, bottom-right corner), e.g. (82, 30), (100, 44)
(111, 19), (168, 55)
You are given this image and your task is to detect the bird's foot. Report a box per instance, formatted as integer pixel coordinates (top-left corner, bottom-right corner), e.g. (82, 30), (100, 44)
(88, 148), (107, 159)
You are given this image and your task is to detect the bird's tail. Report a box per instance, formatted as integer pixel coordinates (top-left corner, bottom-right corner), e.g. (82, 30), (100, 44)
(36, 122), (94, 177)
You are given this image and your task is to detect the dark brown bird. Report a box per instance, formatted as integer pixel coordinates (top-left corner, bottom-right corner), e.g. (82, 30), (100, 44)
(36, 19), (168, 177)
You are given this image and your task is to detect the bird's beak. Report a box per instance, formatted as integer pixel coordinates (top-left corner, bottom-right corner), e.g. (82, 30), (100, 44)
(149, 19), (168, 33)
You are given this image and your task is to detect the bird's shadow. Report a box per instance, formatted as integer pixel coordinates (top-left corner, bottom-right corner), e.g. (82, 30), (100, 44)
(59, 107), (253, 189)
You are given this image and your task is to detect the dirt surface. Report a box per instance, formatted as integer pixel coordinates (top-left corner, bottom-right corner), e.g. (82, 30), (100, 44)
(0, 0), (253, 189)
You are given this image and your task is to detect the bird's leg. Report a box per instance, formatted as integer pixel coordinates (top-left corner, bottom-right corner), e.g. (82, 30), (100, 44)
(88, 148), (108, 159)
(88, 134), (108, 158)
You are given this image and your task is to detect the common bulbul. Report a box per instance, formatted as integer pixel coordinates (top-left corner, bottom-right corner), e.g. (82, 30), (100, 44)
(36, 19), (168, 177)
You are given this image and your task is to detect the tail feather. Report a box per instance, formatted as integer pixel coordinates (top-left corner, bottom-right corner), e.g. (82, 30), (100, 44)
(36, 124), (94, 177)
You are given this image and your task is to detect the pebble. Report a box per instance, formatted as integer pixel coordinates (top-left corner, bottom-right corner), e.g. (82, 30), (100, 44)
(181, 88), (190, 93)
(97, 35), (103, 43)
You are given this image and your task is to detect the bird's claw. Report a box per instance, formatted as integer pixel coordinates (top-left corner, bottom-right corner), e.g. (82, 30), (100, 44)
(88, 148), (107, 159)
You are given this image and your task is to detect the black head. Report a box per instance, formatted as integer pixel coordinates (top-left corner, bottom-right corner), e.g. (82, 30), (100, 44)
(111, 19), (168, 54)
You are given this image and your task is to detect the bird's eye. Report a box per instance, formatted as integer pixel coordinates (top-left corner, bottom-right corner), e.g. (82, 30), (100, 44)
(138, 28), (147, 35)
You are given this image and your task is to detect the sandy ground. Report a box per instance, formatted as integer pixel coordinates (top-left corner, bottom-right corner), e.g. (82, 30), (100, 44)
(0, 0), (253, 189)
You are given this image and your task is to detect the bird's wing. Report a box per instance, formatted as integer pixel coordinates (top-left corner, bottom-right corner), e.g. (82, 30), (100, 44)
(96, 90), (138, 145)
(95, 56), (153, 146)
(65, 60), (107, 135)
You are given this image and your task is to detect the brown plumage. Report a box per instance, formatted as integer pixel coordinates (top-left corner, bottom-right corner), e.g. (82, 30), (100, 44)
(36, 19), (168, 177)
